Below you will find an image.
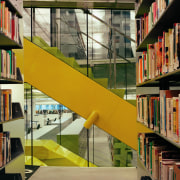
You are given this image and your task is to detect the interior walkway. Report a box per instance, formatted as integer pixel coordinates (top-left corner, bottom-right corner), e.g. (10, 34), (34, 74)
(84, 126), (113, 167)
(29, 167), (137, 180)
(25, 113), (73, 141)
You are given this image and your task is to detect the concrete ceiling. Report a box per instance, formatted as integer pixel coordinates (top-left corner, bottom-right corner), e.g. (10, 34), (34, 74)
(23, 0), (135, 10)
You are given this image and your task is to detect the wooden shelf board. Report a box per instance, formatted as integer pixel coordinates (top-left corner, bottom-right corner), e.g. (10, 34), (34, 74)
(0, 117), (24, 125)
(0, 151), (23, 171)
(135, 0), (154, 18)
(136, 68), (180, 87)
(137, 158), (154, 180)
(137, 121), (180, 149)
(0, 78), (23, 84)
(6, 0), (22, 18)
(0, 32), (22, 49)
(155, 132), (180, 149)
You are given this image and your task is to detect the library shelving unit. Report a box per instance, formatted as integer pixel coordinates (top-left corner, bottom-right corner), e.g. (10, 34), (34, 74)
(0, 0), (24, 179)
(136, 0), (180, 179)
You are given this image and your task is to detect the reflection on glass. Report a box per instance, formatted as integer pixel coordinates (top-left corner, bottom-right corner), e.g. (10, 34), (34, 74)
(23, 7), (137, 168)
(23, 8), (136, 98)
(23, 8), (31, 37)
(24, 83), (136, 167)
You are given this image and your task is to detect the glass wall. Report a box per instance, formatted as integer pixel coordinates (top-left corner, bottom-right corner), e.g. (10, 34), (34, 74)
(24, 83), (136, 167)
(23, 7), (137, 168)
(23, 8), (136, 99)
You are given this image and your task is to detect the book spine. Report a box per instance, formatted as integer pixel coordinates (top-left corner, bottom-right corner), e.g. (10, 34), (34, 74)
(137, 22), (180, 83)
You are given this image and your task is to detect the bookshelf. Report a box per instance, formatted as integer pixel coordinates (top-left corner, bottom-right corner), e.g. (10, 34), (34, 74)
(136, 68), (180, 87)
(136, 0), (180, 179)
(4, 0), (23, 18)
(0, 117), (24, 125)
(137, 158), (154, 180)
(0, 79), (23, 84)
(136, 0), (180, 51)
(0, 32), (22, 49)
(0, 0), (24, 179)
(0, 137), (24, 171)
(135, 0), (154, 18)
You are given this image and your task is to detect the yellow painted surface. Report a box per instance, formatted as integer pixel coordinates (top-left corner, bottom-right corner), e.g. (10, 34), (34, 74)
(25, 140), (63, 159)
(84, 111), (99, 129)
(42, 159), (78, 167)
(24, 38), (151, 150)
(42, 158), (95, 167)
(25, 140), (96, 167)
(25, 156), (47, 166)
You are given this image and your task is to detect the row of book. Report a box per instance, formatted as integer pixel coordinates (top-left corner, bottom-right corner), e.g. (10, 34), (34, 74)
(0, 131), (11, 167)
(0, 49), (17, 79)
(136, 23), (180, 84)
(137, 90), (180, 144)
(0, 89), (12, 122)
(0, 1), (21, 44)
(136, 0), (173, 47)
(138, 133), (180, 180)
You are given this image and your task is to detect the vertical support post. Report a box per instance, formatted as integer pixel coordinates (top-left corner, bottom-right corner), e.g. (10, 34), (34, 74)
(91, 10), (95, 165)
(109, 10), (113, 89)
(26, 85), (28, 140)
(113, 29), (117, 89)
(59, 104), (62, 145)
(31, 85), (33, 166)
(87, 12), (89, 77)
(31, 8), (35, 42)
(86, 11), (89, 167)
(125, 10), (127, 100)
(51, 8), (57, 47)
(30, 8), (32, 42)
(125, 64), (127, 100)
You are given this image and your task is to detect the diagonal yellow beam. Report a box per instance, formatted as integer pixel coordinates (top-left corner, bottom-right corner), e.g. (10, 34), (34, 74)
(24, 38), (151, 150)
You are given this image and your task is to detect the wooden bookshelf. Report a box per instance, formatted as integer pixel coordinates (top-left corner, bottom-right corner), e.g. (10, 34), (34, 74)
(0, 117), (24, 125)
(0, 138), (24, 171)
(136, 0), (180, 52)
(0, 32), (22, 49)
(0, 78), (23, 84)
(0, 0), (24, 178)
(0, 152), (23, 171)
(135, 0), (154, 18)
(136, 1), (180, 178)
(137, 122), (180, 149)
(137, 158), (154, 180)
(136, 68), (180, 87)
(5, 0), (23, 18)
(156, 132), (180, 149)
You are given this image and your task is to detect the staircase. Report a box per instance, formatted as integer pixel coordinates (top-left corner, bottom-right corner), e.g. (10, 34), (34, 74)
(24, 37), (151, 150)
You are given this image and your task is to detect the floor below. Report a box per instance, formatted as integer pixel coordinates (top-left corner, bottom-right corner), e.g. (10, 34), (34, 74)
(28, 166), (137, 180)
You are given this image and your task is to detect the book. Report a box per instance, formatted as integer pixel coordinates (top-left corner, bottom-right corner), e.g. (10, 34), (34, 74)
(1, 89), (12, 121)
(0, 132), (3, 167)
(3, 131), (11, 163)
(152, 145), (166, 179)
(174, 162), (180, 180)
(160, 90), (180, 139)
(175, 23), (180, 70)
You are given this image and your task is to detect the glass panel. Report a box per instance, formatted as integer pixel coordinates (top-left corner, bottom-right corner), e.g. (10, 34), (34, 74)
(34, 8), (51, 46)
(23, 8), (31, 37)
(24, 83), (90, 167)
(60, 9), (87, 59)
(23, 8), (137, 168)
